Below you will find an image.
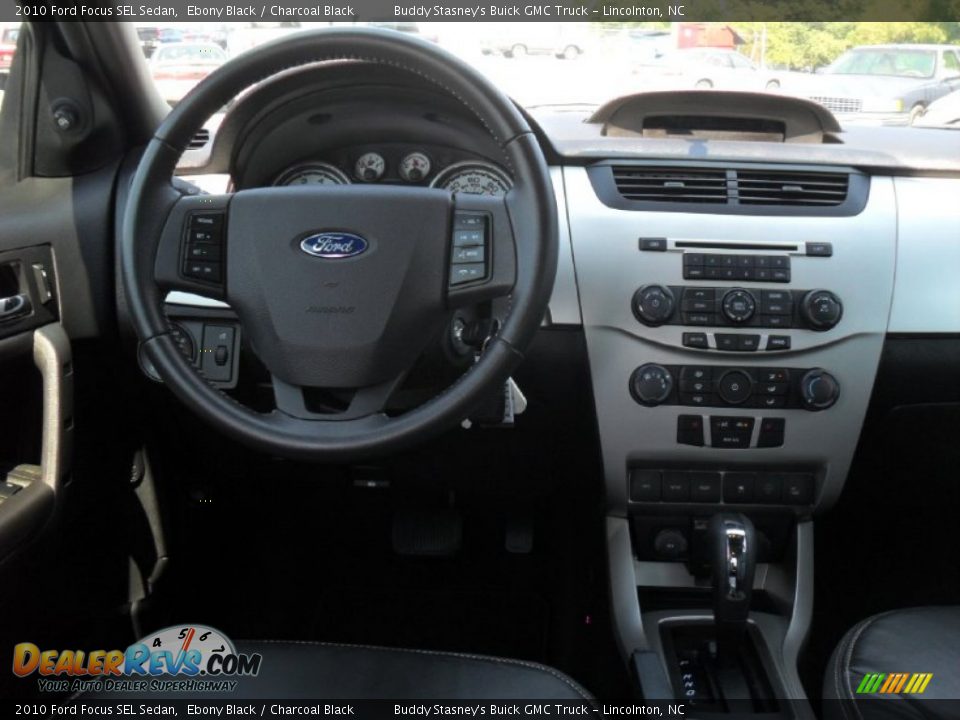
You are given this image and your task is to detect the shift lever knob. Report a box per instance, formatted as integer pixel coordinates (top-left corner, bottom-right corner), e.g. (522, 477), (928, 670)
(709, 512), (757, 639)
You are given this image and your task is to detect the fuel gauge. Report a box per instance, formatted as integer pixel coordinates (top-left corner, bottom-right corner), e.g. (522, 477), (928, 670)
(355, 152), (386, 182)
(399, 151), (432, 183)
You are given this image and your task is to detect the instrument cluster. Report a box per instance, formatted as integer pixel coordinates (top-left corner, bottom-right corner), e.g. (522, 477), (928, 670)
(272, 144), (513, 198)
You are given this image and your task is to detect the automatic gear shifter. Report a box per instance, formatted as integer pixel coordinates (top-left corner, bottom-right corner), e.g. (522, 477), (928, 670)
(708, 512), (757, 655)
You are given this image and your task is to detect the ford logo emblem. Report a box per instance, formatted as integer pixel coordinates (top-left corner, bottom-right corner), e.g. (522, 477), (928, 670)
(300, 232), (369, 259)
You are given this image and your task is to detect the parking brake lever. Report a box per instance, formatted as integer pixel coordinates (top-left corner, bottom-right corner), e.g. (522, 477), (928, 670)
(0, 294), (31, 323)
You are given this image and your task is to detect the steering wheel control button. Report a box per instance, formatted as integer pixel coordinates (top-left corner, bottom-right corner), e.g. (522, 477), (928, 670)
(630, 363), (674, 406)
(453, 229), (484, 247)
(682, 332), (709, 349)
(766, 335), (791, 351)
(452, 245), (485, 264)
(639, 237), (667, 251)
(710, 416), (754, 448)
(677, 414), (705, 446)
(721, 289), (757, 324)
(183, 261), (221, 282)
(689, 472), (722, 502)
(757, 417), (786, 448)
(800, 369), (841, 410)
(449, 213), (489, 286)
(450, 264), (486, 285)
(629, 470), (662, 502)
(717, 370), (752, 405)
(662, 472), (690, 502)
(182, 212), (225, 284)
(805, 241), (833, 257)
(723, 473), (756, 502)
(632, 284), (676, 326)
(800, 289), (843, 330)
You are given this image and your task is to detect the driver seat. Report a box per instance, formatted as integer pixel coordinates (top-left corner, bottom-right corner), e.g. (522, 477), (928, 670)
(102, 640), (592, 699)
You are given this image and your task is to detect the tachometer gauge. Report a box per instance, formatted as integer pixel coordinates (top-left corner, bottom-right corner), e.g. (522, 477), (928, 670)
(355, 152), (386, 182)
(430, 161), (513, 197)
(398, 151), (432, 183)
(274, 163), (350, 187)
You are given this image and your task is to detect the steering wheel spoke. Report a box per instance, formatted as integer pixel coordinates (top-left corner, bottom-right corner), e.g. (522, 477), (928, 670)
(446, 193), (517, 306)
(272, 371), (407, 422)
(154, 193), (232, 300)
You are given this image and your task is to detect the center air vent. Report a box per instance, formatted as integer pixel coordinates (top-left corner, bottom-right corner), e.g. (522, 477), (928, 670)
(611, 166), (727, 204)
(600, 164), (862, 215)
(188, 128), (211, 150)
(736, 170), (849, 207)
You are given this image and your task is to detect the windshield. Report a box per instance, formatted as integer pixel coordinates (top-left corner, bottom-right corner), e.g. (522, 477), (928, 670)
(137, 21), (960, 129)
(828, 48), (937, 78)
(152, 44), (228, 65)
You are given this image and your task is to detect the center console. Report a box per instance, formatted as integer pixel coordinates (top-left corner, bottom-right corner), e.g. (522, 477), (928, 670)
(563, 162), (897, 710)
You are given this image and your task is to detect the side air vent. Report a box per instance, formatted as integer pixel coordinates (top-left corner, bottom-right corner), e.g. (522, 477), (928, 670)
(611, 166), (727, 204)
(736, 170), (849, 207)
(188, 128), (211, 150)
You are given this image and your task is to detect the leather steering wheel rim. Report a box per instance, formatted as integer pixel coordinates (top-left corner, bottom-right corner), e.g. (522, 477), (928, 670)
(122, 28), (558, 461)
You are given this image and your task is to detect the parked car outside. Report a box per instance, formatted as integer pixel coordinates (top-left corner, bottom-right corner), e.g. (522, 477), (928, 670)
(636, 48), (783, 91)
(481, 26), (586, 59)
(790, 44), (960, 125)
(149, 42), (229, 106)
(914, 87), (960, 127)
(0, 25), (19, 90)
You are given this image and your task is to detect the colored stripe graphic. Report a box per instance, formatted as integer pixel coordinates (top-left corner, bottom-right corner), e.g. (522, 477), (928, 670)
(857, 673), (932, 694)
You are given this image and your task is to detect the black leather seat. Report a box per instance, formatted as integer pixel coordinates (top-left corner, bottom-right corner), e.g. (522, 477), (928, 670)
(824, 606), (960, 718)
(101, 641), (591, 699)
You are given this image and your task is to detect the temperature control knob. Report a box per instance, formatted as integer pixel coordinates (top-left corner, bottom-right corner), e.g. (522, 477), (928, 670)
(800, 369), (840, 410)
(721, 288), (757, 324)
(800, 290), (843, 330)
(632, 285), (675, 326)
(630, 364), (674, 406)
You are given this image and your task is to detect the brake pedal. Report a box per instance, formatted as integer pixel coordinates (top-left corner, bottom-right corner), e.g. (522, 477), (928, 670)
(392, 508), (462, 557)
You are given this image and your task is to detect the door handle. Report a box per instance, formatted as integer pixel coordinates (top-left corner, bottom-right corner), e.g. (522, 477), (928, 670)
(0, 294), (31, 322)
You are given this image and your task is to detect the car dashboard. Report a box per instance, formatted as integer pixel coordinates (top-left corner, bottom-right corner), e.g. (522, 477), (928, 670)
(107, 55), (960, 706)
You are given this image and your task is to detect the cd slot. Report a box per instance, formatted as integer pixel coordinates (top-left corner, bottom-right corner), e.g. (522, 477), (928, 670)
(675, 241), (798, 252)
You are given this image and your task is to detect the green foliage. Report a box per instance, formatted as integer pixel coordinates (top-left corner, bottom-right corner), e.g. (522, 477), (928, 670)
(592, 21), (960, 70)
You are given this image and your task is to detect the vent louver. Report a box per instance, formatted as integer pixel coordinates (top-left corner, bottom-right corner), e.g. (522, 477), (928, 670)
(188, 128), (211, 150)
(611, 166), (727, 204)
(609, 166), (850, 208)
(736, 170), (849, 207)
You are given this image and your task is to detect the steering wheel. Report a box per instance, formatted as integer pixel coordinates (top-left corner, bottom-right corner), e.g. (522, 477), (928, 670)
(122, 28), (558, 461)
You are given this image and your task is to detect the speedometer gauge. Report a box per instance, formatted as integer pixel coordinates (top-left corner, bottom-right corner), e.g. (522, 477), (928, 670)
(430, 161), (513, 197)
(274, 163), (351, 187)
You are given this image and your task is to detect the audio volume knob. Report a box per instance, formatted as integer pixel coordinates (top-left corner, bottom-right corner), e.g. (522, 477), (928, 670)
(721, 288), (757, 324)
(801, 290), (843, 330)
(632, 285), (676, 326)
(800, 369), (840, 410)
(630, 363), (674, 406)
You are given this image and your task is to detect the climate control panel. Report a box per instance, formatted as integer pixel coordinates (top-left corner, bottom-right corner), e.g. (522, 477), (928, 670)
(629, 364), (840, 411)
(631, 285), (843, 334)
